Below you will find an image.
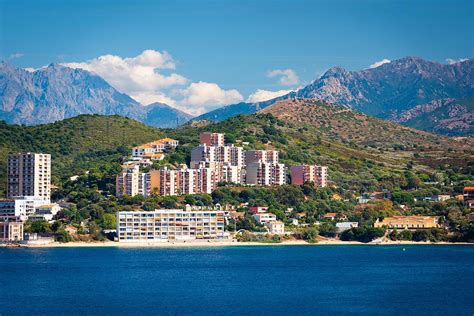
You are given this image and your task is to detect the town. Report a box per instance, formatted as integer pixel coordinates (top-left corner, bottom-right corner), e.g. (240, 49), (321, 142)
(1, 132), (473, 245)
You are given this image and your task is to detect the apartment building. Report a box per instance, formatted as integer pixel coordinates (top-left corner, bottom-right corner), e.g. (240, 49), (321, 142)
(200, 132), (225, 147)
(147, 166), (216, 196)
(191, 144), (245, 168)
(0, 196), (51, 221)
(291, 164), (328, 187)
(116, 165), (149, 197)
(374, 216), (440, 230)
(246, 162), (286, 186)
(117, 209), (228, 242)
(245, 150), (279, 165)
(265, 221), (285, 234)
(7, 153), (51, 201)
(132, 138), (179, 158)
(253, 212), (277, 224)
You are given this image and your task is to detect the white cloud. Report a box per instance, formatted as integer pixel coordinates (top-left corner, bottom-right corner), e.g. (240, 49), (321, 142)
(446, 58), (468, 65)
(247, 89), (292, 103)
(267, 69), (299, 86)
(176, 82), (243, 116)
(9, 53), (24, 59)
(61, 50), (244, 115)
(369, 59), (391, 69)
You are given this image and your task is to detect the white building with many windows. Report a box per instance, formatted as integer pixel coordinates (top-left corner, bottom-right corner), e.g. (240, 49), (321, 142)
(117, 209), (228, 242)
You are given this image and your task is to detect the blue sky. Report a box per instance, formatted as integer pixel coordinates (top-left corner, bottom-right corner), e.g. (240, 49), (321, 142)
(1, 0), (473, 115)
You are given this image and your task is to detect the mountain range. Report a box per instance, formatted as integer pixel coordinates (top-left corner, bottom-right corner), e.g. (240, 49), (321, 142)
(196, 57), (474, 135)
(0, 57), (472, 135)
(0, 62), (193, 128)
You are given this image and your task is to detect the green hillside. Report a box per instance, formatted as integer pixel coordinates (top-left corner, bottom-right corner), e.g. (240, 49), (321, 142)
(0, 115), (165, 195)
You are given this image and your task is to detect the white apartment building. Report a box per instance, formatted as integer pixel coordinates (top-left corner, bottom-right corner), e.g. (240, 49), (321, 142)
(117, 209), (228, 242)
(266, 221), (285, 234)
(132, 138), (179, 158)
(0, 196), (51, 221)
(253, 212), (277, 224)
(7, 153), (51, 201)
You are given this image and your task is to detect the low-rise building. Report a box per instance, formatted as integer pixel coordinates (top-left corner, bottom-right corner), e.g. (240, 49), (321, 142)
(464, 186), (474, 201)
(253, 213), (277, 224)
(249, 206), (269, 214)
(0, 220), (24, 242)
(266, 221), (285, 234)
(322, 213), (337, 221)
(0, 196), (51, 221)
(117, 209), (228, 242)
(132, 138), (179, 158)
(336, 222), (359, 233)
(374, 216), (440, 230)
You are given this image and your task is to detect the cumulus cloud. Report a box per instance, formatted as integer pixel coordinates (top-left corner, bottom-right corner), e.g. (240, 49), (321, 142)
(369, 59), (391, 69)
(446, 58), (468, 65)
(62, 50), (243, 115)
(267, 69), (299, 86)
(176, 82), (243, 116)
(247, 89), (292, 103)
(9, 53), (24, 59)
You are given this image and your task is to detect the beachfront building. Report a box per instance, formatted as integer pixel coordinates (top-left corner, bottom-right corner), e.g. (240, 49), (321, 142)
(336, 222), (359, 233)
(0, 196), (52, 221)
(265, 221), (285, 234)
(290, 164), (328, 188)
(132, 138), (179, 158)
(374, 216), (440, 230)
(116, 209), (228, 242)
(0, 220), (24, 242)
(7, 153), (51, 201)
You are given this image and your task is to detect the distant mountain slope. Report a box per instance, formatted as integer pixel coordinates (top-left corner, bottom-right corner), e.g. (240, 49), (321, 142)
(389, 96), (473, 136)
(259, 98), (473, 149)
(195, 57), (474, 135)
(0, 62), (193, 127)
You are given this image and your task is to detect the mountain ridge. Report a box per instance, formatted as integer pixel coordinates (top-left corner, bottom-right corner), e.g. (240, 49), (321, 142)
(0, 62), (193, 128)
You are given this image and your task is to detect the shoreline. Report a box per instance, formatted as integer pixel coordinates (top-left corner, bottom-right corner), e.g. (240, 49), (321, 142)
(1, 239), (472, 248)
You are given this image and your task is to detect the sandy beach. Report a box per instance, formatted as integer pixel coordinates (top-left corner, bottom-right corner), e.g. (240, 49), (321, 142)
(2, 238), (472, 248)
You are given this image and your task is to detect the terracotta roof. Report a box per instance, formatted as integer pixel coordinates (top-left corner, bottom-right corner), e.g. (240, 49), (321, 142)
(464, 186), (474, 191)
(324, 213), (337, 217)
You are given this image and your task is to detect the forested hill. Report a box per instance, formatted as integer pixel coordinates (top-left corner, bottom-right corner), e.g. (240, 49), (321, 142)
(0, 111), (472, 196)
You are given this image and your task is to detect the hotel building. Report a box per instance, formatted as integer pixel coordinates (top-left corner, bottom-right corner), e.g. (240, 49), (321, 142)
(7, 153), (51, 201)
(290, 164), (328, 188)
(117, 209), (228, 242)
(374, 216), (440, 230)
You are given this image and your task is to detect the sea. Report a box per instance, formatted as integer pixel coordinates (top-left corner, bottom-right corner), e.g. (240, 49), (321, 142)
(0, 245), (473, 315)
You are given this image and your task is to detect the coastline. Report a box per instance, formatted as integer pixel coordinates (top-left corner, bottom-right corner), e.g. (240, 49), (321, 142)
(2, 239), (472, 248)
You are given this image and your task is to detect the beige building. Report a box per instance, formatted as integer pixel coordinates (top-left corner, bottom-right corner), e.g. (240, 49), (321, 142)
(7, 153), (51, 201)
(266, 221), (285, 234)
(0, 221), (24, 242)
(117, 209), (228, 241)
(374, 216), (440, 229)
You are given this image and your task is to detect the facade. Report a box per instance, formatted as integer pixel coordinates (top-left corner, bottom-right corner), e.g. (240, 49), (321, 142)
(290, 164), (328, 187)
(29, 204), (61, 222)
(0, 197), (50, 221)
(132, 138), (179, 158)
(249, 206), (269, 214)
(200, 132), (225, 147)
(190, 144), (245, 169)
(0, 221), (24, 242)
(253, 213), (277, 224)
(116, 165), (149, 197)
(245, 162), (286, 186)
(374, 216), (440, 230)
(265, 221), (285, 234)
(245, 150), (279, 165)
(7, 153), (51, 201)
(117, 209), (227, 242)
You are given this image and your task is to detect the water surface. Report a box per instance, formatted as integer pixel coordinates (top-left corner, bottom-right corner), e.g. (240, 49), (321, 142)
(0, 245), (472, 315)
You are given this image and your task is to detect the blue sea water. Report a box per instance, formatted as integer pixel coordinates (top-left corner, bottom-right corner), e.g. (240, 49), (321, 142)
(0, 245), (473, 316)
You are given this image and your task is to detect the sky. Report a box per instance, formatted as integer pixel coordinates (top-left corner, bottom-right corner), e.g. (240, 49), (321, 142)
(1, 0), (473, 115)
